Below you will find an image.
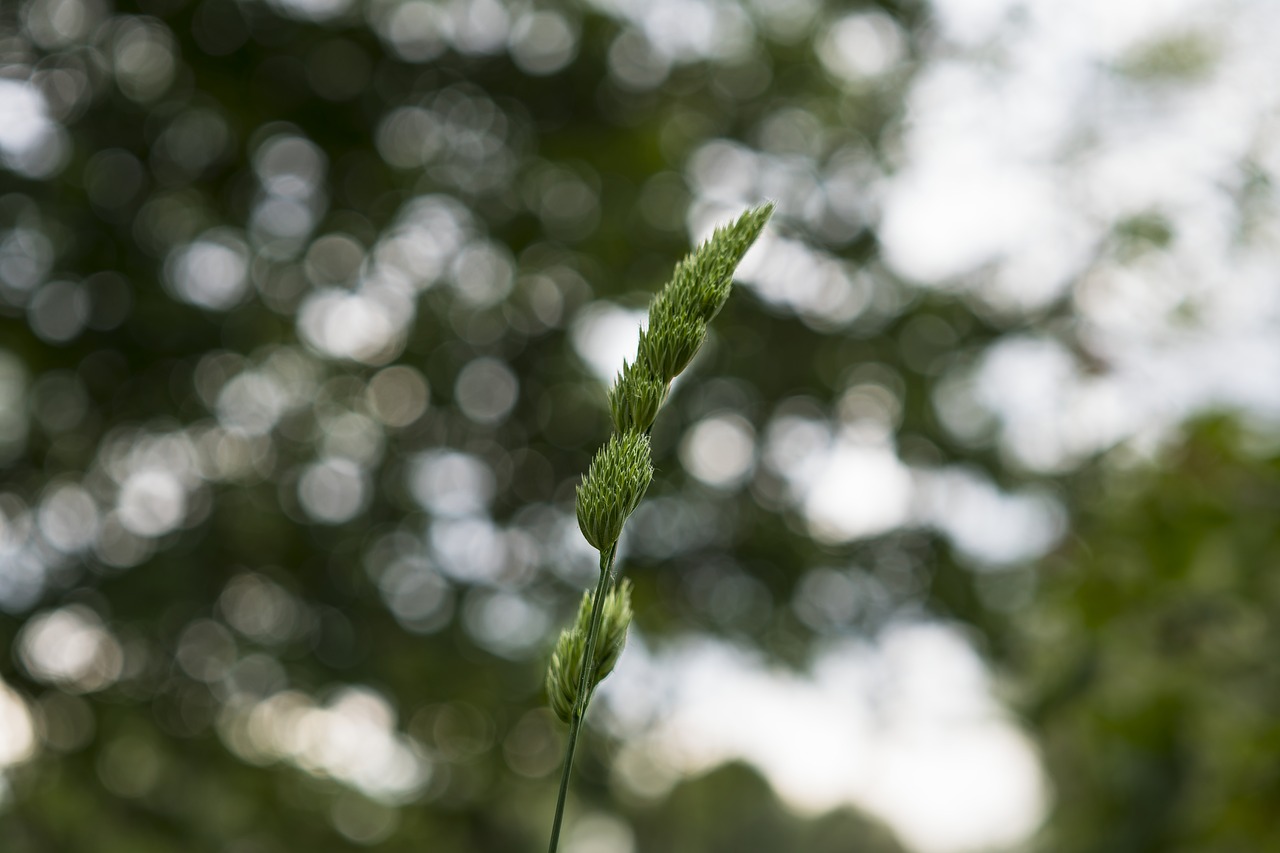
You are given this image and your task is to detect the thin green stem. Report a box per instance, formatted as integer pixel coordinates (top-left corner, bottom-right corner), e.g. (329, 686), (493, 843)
(547, 546), (617, 853)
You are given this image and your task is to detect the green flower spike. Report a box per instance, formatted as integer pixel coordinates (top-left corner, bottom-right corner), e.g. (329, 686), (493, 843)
(545, 579), (634, 724)
(608, 360), (668, 433)
(575, 432), (653, 553)
(546, 203), (772, 853)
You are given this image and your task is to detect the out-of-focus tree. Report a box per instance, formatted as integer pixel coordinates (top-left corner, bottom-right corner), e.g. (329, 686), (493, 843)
(0, 0), (943, 848)
(0, 0), (1277, 850)
(1013, 420), (1280, 852)
(632, 762), (906, 853)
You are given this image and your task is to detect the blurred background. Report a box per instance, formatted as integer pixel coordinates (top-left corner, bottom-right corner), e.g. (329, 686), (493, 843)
(2, 0), (1279, 850)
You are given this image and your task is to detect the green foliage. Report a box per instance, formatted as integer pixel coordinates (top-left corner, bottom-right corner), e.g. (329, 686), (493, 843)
(633, 762), (907, 853)
(1114, 211), (1175, 255)
(1015, 421), (1280, 852)
(545, 579), (634, 724)
(1117, 32), (1219, 81)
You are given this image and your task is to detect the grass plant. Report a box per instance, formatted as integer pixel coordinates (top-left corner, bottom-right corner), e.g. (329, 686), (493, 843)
(544, 203), (774, 852)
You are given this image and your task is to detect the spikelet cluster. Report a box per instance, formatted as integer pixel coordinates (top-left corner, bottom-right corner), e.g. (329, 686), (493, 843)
(575, 432), (653, 553)
(611, 202), (774, 427)
(551, 203), (773, 725)
(661, 202), (774, 326)
(546, 579), (634, 723)
(608, 360), (668, 434)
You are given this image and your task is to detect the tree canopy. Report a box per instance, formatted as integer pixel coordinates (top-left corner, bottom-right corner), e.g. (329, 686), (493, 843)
(1, 0), (1278, 851)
